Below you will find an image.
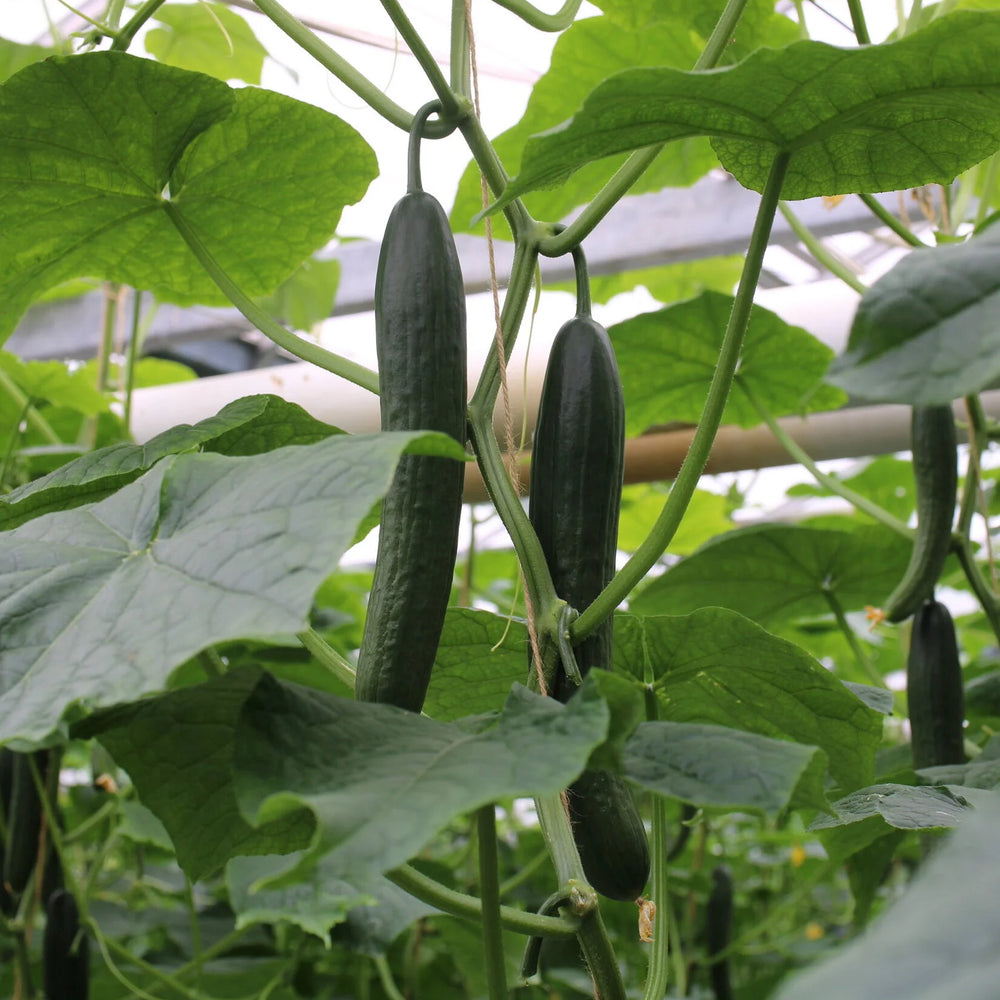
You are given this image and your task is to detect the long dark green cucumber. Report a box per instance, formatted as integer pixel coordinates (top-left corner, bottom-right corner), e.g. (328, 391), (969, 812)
(907, 599), (965, 770)
(705, 864), (734, 1000)
(2, 751), (44, 897)
(884, 405), (957, 623)
(529, 244), (649, 902)
(354, 102), (467, 713)
(43, 889), (90, 1000)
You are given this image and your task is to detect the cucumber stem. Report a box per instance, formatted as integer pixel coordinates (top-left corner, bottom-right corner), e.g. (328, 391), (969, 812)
(571, 152), (791, 645)
(164, 202), (379, 395)
(491, 0), (582, 31)
(570, 242), (592, 319)
(408, 101), (454, 194)
(387, 862), (579, 937)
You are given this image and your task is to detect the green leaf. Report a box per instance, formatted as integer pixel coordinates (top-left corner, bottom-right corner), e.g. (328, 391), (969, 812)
(146, 2), (268, 84)
(489, 11), (1000, 211)
(117, 800), (176, 852)
(0, 351), (110, 417)
(809, 783), (969, 861)
(619, 486), (733, 556)
(227, 852), (437, 948)
(423, 609), (527, 721)
(827, 224), (1000, 404)
(591, 0), (799, 58)
(232, 674), (613, 882)
(78, 668), (315, 879)
(611, 291), (845, 435)
(0, 429), (461, 746)
(786, 456), (915, 522)
(615, 611), (883, 790)
(623, 720), (829, 816)
(257, 257), (340, 332)
(449, 15), (713, 231)
(845, 831), (906, 928)
(0, 395), (342, 530)
(0, 37), (50, 83)
(776, 793), (1000, 1000)
(630, 523), (912, 626)
(0, 52), (377, 343)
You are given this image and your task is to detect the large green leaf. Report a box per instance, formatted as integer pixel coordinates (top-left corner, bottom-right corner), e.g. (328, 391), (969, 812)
(630, 524), (912, 626)
(810, 783), (969, 861)
(231, 673), (612, 883)
(488, 11), (1000, 211)
(0, 37), (50, 83)
(623, 720), (829, 816)
(610, 291), (845, 436)
(616, 611), (883, 790)
(776, 793), (1000, 1000)
(449, 14), (712, 231)
(0, 395), (342, 530)
(423, 609), (528, 721)
(0, 429), (462, 747)
(78, 668), (315, 879)
(0, 351), (110, 417)
(0, 52), (376, 342)
(827, 224), (1000, 404)
(146, 2), (268, 83)
(225, 853), (436, 947)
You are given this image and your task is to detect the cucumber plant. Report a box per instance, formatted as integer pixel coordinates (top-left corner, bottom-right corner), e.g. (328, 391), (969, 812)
(2, 3), (1000, 1000)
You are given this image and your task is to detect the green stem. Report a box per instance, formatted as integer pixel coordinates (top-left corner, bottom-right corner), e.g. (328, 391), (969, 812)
(958, 395), (987, 538)
(534, 791), (585, 888)
(499, 846), (551, 897)
(469, 237), (540, 413)
(490, 0), (582, 30)
(163, 202), (379, 394)
(778, 202), (867, 293)
(0, 397), (31, 488)
(956, 540), (1000, 641)
(467, 409), (558, 622)
(740, 378), (912, 538)
(450, 0), (471, 97)
(380, 0), (463, 118)
(110, 0), (168, 50)
(457, 111), (533, 234)
(477, 806), (509, 999)
(251, 0), (449, 135)
(373, 956), (407, 1000)
(858, 193), (925, 248)
(847, 0), (871, 43)
(540, 0), (751, 256)
(823, 588), (883, 687)
(573, 152), (791, 644)
(298, 628), (357, 690)
(386, 863), (579, 937)
(99, 932), (202, 1000)
(122, 289), (143, 434)
(642, 697), (672, 1000)
(0, 366), (60, 446)
(577, 909), (628, 1000)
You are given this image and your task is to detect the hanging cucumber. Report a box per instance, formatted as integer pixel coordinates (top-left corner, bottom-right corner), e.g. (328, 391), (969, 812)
(529, 244), (650, 902)
(705, 864), (734, 1000)
(883, 405), (957, 623)
(354, 102), (467, 713)
(907, 599), (965, 770)
(2, 750), (45, 898)
(43, 889), (90, 1000)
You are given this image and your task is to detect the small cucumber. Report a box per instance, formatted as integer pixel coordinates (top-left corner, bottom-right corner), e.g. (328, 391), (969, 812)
(883, 405), (957, 623)
(907, 599), (965, 770)
(43, 889), (89, 1000)
(354, 102), (467, 713)
(529, 243), (649, 901)
(705, 864), (734, 1000)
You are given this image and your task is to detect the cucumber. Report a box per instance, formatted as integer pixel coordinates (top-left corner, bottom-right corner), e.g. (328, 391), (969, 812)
(2, 751), (44, 897)
(705, 864), (734, 1000)
(354, 102), (467, 713)
(883, 405), (957, 623)
(529, 244), (649, 901)
(43, 889), (89, 1000)
(907, 599), (965, 770)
